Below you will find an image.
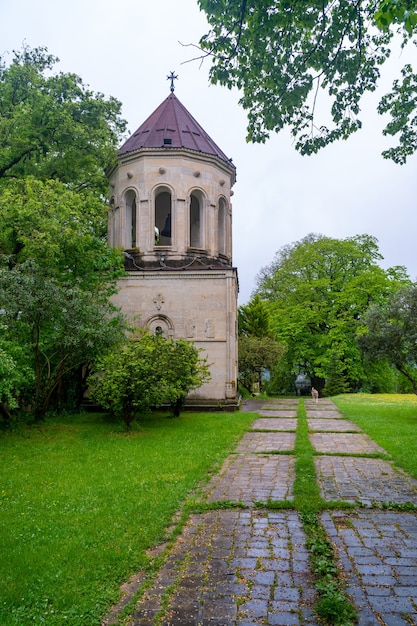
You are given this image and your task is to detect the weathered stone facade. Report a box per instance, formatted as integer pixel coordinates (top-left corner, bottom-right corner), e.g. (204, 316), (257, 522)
(107, 93), (239, 408)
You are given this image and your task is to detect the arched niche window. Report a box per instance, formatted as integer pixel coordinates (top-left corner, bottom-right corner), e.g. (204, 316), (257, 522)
(190, 191), (204, 249)
(147, 315), (174, 338)
(124, 189), (137, 248)
(155, 190), (172, 246)
(218, 197), (226, 256)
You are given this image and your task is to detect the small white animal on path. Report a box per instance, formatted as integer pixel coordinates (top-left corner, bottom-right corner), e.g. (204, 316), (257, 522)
(311, 387), (319, 403)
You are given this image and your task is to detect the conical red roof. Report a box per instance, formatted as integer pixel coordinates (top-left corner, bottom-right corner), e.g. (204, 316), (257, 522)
(118, 93), (233, 166)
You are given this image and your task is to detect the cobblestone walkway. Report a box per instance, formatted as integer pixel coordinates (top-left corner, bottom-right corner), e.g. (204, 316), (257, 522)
(307, 418), (361, 432)
(258, 410), (298, 418)
(251, 418), (297, 430)
(322, 510), (417, 625)
(131, 510), (317, 626)
(309, 432), (386, 454)
(204, 454), (295, 504)
(235, 431), (296, 453)
(315, 456), (417, 505)
(123, 398), (417, 626)
(305, 410), (344, 419)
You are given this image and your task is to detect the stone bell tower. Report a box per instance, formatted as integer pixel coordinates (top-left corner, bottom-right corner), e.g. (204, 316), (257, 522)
(107, 80), (238, 408)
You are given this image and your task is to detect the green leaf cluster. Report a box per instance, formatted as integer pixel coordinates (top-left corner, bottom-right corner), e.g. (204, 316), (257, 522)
(198, 0), (417, 161)
(0, 177), (124, 290)
(88, 332), (211, 428)
(238, 294), (285, 392)
(0, 258), (125, 420)
(374, 0), (417, 35)
(378, 63), (417, 164)
(0, 331), (34, 424)
(359, 284), (417, 393)
(0, 46), (126, 193)
(255, 233), (410, 392)
(0, 46), (129, 422)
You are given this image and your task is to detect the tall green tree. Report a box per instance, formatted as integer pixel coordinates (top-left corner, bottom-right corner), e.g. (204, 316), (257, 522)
(238, 335), (285, 394)
(0, 45), (126, 193)
(0, 178), (126, 420)
(255, 233), (410, 391)
(238, 294), (284, 393)
(198, 0), (417, 162)
(358, 284), (417, 394)
(239, 294), (272, 337)
(0, 46), (128, 421)
(0, 259), (125, 420)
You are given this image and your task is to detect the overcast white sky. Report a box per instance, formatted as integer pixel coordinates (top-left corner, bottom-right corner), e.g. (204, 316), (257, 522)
(2, 0), (417, 304)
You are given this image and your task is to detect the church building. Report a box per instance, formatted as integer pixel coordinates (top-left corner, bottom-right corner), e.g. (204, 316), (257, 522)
(107, 79), (239, 409)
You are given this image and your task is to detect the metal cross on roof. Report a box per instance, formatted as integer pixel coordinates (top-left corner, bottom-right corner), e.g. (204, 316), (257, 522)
(167, 71), (178, 92)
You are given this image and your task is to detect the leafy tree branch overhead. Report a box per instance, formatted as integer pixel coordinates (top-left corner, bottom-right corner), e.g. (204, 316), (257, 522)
(0, 45), (127, 193)
(197, 0), (417, 163)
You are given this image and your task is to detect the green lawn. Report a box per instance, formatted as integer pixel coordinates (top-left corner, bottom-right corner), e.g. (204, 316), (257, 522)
(3, 394), (417, 626)
(0, 410), (255, 626)
(333, 393), (417, 479)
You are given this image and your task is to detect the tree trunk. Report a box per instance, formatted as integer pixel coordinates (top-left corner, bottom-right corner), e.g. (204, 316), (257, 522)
(396, 364), (417, 395)
(0, 403), (12, 426)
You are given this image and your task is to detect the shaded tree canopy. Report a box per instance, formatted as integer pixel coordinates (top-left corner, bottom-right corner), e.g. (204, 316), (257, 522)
(0, 46), (128, 421)
(0, 45), (127, 193)
(358, 284), (417, 394)
(238, 335), (285, 393)
(238, 295), (284, 392)
(0, 180), (126, 422)
(198, 0), (417, 162)
(255, 233), (410, 390)
(0, 258), (125, 420)
(0, 177), (124, 291)
(0, 328), (34, 423)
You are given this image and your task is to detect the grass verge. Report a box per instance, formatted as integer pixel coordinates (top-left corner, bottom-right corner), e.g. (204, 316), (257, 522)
(333, 394), (417, 479)
(0, 410), (256, 626)
(294, 400), (357, 626)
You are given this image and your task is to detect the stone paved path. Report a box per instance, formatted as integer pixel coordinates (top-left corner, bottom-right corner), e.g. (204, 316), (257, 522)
(307, 418), (362, 432)
(258, 410), (298, 418)
(131, 510), (317, 626)
(235, 431), (296, 453)
(315, 456), (417, 505)
(322, 510), (417, 625)
(122, 398), (417, 626)
(309, 432), (386, 454)
(251, 417), (297, 430)
(204, 454), (295, 505)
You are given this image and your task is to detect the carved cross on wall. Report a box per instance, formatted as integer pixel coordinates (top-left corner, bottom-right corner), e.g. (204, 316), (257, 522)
(153, 294), (165, 310)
